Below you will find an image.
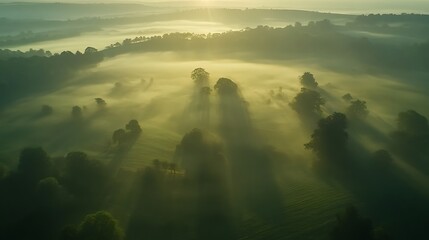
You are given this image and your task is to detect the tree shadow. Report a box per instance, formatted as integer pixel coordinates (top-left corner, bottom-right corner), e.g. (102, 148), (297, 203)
(215, 77), (285, 222)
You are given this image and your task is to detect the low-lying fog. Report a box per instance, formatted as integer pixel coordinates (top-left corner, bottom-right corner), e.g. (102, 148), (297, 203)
(2, 52), (428, 166)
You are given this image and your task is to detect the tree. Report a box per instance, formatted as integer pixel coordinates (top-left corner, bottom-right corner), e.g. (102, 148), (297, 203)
(125, 119), (142, 134)
(94, 98), (107, 108)
(191, 68), (210, 86)
(397, 110), (429, 135)
(84, 47), (98, 54)
(214, 78), (238, 96)
(290, 88), (325, 117)
(62, 152), (109, 200)
(299, 72), (318, 88)
(347, 99), (369, 119)
(342, 93), (353, 102)
(305, 113), (348, 165)
(17, 147), (51, 182)
(71, 106), (83, 118)
(78, 211), (124, 240)
(40, 104), (53, 116)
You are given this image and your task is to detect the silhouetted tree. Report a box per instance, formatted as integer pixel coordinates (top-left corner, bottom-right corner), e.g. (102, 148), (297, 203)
(299, 72), (318, 88)
(305, 113), (348, 166)
(191, 68), (210, 87)
(71, 106), (83, 118)
(347, 99), (369, 119)
(125, 119), (142, 134)
(62, 152), (109, 202)
(290, 88), (325, 117)
(78, 211), (124, 240)
(84, 47), (98, 55)
(214, 78), (239, 96)
(17, 147), (52, 182)
(40, 104), (53, 116)
(342, 93), (354, 102)
(60, 211), (124, 240)
(95, 98), (107, 108)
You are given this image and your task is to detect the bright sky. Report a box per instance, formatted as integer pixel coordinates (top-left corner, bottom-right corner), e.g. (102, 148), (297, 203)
(0, 0), (428, 13)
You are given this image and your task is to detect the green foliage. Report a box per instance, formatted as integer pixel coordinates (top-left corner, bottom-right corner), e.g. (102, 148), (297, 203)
(125, 119), (142, 134)
(214, 78), (238, 96)
(299, 72), (318, 88)
(305, 113), (348, 165)
(62, 152), (109, 200)
(290, 88), (325, 117)
(191, 68), (210, 86)
(78, 211), (124, 240)
(347, 99), (369, 119)
(18, 147), (51, 182)
(71, 106), (83, 118)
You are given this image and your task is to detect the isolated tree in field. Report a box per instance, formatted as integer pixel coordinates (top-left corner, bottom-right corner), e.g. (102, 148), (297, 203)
(290, 88), (325, 117)
(40, 104), (53, 116)
(126, 119), (142, 134)
(71, 106), (82, 118)
(305, 112), (348, 165)
(95, 98), (107, 108)
(214, 78), (239, 96)
(342, 93), (353, 102)
(191, 68), (210, 86)
(299, 72), (318, 88)
(347, 99), (369, 118)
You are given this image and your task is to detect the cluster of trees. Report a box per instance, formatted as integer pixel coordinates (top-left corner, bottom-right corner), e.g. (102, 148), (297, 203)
(102, 19), (429, 75)
(0, 147), (118, 239)
(331, 206), (392, 240)
(0, 47), (104, 109)
(112, 120), (142, 147)
(0, 48), (52, 60)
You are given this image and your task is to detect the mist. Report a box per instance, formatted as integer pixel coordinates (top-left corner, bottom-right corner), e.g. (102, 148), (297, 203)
(1, 2), (429, 240)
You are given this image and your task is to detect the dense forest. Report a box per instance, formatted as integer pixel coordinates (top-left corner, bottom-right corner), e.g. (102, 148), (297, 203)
(1, 3), (429, 240)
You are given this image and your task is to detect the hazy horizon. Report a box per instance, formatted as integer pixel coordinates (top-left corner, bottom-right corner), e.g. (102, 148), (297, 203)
(1, 2), (429, 240)
(0, 0), (429, 14)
